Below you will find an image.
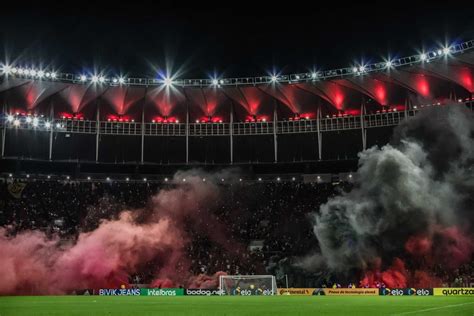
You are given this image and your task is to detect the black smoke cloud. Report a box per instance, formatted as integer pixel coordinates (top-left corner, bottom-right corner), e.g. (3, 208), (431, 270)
(311, 105), (474, 281)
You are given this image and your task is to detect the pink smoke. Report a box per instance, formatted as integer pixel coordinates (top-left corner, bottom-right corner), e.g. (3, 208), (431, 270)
(0, 172), (244, 295)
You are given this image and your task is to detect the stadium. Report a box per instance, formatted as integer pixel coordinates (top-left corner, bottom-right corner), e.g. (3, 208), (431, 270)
(0, 4), (474, 315)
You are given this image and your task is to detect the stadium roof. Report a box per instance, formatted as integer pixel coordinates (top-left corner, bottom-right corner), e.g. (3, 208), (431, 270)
(1, 44), (473, 119)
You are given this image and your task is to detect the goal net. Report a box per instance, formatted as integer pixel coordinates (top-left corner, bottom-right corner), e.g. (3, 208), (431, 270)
(218, 275), (277, 296)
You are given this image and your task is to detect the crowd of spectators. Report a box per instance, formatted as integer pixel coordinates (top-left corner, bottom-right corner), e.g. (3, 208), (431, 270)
(0, 177), (472, 288)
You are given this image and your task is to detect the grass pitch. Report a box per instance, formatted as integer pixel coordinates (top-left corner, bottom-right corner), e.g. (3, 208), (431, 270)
(0, 295), (473, 316)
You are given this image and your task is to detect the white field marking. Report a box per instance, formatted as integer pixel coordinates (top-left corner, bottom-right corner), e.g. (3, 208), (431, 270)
(391, 302), (474, 315)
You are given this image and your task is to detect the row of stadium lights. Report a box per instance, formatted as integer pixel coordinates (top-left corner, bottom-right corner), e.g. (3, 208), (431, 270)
(8, 174), (315, 182)
(6, 96), (471, 129)
(0, 47), (453, 86)
(9, 174), (354, 181)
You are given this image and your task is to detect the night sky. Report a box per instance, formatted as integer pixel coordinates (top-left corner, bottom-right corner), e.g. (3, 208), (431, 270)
(1, 1), (473, 79)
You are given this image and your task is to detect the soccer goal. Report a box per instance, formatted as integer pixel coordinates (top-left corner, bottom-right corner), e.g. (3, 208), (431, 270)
(218, 275), (277, 296)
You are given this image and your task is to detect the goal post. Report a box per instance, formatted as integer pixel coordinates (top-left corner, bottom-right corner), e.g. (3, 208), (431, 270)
(218, 275), (277, 296)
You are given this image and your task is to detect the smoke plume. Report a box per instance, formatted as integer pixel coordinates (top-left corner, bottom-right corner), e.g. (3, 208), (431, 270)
(312, 105), (474, 287)
(0, 169), (242, 295)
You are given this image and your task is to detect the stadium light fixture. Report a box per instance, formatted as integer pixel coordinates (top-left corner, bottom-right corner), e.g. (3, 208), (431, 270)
(311, 72), (318, 79)
(80, 75), (87, 82)
(164, 178), (169, 182)
(56, 123), (62, 128)
(51, 72), (57, 79)
(11, 67), (18, 74)
(9, 174), (12, 177)
(91, 75), (99, 83)
(143, 178), (147, 182)
(13, 119), (20, 126)
(106, 177), (111, 181)
(352, 67), (358, 73)
(45, 72), (51, 77)
(47, 175), (51, 179)
(32, 117), (39, 127)
(277, 177), (281, 181)
(45, 121), (51, 128)
(292, 177), (296, 181)
(164, 77), (173, 87)
(359, 66), (366, 73)
(98, 76), (105, 83)
(87, 176), (91, 180)
(38, 70), (45, 78)
(66, 176), (70, 180)
(30, 70), (37, 76)
(18, 68), (25, 75)
(420, 53), (427, 61)
(1, 65), (12, 75)
(443, 47), (451, 55)
(118, 77), (125, 84)
(7, 115), (14, 122)
(112, 78), (118, 83)
(271, 75), (278, 82)
(26, 116), (32, 123)
(212, 79), (219, 86)
(385, 60), (393, 68)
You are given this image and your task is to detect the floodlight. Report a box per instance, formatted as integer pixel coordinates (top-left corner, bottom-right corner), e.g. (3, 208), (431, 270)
(7, 115), (14, 122)
(420, 53), (427, 61)
(2, 65), (12, 74)
(164, 77), (173, 87)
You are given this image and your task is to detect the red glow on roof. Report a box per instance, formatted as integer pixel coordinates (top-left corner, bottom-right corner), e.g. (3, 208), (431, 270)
(151, 116), (179, 123)
(416, 77), (430, 97)
(197, 116), (223, 123)
(60, 112), (84, 120)
(375, 84), (387, 105)
(107, 114), (134, 122)
(245, 115), (268, 122)
(334, 92), (344, 109)
(461, 73), (473, 91)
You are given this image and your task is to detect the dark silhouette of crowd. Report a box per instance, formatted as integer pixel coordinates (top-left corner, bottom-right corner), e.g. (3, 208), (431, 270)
(0, 177), (472, 288)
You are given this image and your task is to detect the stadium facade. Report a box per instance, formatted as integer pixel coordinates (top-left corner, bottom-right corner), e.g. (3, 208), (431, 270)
(1, 41), (474, 177)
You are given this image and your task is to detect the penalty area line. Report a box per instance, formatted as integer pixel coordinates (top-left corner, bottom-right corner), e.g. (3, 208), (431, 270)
(391, 302), (474, 315)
